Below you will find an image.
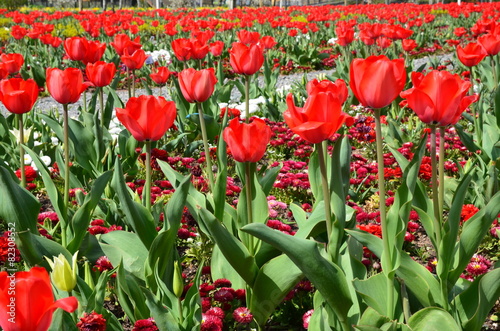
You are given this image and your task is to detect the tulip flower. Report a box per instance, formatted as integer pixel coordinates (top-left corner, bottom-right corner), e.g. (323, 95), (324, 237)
(116, 95), (177, 210)
(189, 39), (209, 61)
(46, 67), (90, 105)
(400, 70), (478, 127)
(259, 36), (277, 50)
(209, 41), (224, 57)
(478, 33), (500, 56)
(284, 90), (350, 145)
(402, 39), (418, 52)
(223, 117), (272, 163)
(116, 95), (177, 142)
(85, 61), (116, 88)
(178, 68), (217, 104)
(46, 67), (91, 228)
(457, 43), (487, 67)
(178, 67), (218, 190)
(110, 33), (141, 56)
(349, 55), (406, 109)
(0, 53), (24, 75)
(229, 42), (264, 76)
(0, 78), (39, 188)
(305, 79), (349, 104)
(82, 40), (106, 64)
(237, 29), (261, 45)
(45, 252), (78, 292)
(0, 78), (38, 114)
(171, 38), (192, 61)
(150, 66), (171, 86)
(63, 36), (88, 62)
(121, 48), (147, 71)
(0, 266), (78, 331)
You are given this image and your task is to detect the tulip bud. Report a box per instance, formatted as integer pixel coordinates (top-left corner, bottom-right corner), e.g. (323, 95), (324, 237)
(45, 252), (78, 292)
(84, 260), (95, 290)
(173, 261), (184, 298)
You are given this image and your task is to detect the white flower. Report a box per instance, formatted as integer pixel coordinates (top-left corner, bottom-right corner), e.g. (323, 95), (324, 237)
(23, 154), (32, 165)
(51, 137), (59, 145)
(41, 155), (51, 166)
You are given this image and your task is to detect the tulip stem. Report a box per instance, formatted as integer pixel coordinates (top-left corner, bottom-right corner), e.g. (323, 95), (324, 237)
(245, 75), (251, 123)
(127, 68), (131, 99)
(245, 162), (255, 255)
(82, 90), (87, 113)
(438, 127), (445, 221)
(491, 56), (498, 88)
(430, 125), (442, 247)
(144, 140), (152, 211)
(373, 108), (394, 320)
(132, 70), (136, 98)
(316, 142), (334, 259)
(97, 87), (105, 164)
(62, 104), (70, 247)
(197, 102), (215, 192)
(18, 114), (26, 188)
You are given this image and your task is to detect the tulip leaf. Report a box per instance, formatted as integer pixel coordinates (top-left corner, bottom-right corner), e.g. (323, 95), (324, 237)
(0, 163), (39, 234)
(142, 288), (181, 331)
(115, 262), (150, 323)
(66, 171), (112, 253)
(242, 223), (352, 325)
(250, 254), (303, 325)
(330, 136), (351, 227)
(347, 229), (443, 308)
(449, 190), (500, 283)
(110, 157), (157, 249)
(308, 149), (322, 202)
(481, 114), (500, 161)
(99, 230), (149, 280)
(16, 231), (72, 268)
(407, 307), (461, 331)
(210, 245), (246, 290)
(495, 84), (500, 128)
(198, 207), (258, 286)
(452, 268), (500, 331)
(49, 310), (78, 331)
(356, 307), (392, 330)
(353, 273), (401, 318)
(68, 117), (99, 175)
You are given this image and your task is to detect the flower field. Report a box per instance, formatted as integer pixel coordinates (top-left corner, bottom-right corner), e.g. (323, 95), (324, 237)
(0, 2), (500, 330)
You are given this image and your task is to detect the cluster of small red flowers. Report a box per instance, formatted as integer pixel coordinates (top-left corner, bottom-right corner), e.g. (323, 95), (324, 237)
(266, 219), (295, 236)
(76, 311), (107, 331)
(350, 154), (377, 188)
(272, 160), (310, 192)
(460, 204), (480, 224)
(462, 254), (492, 281)
(0, 232), (21, 265)
(88, 219), (123, 235)
(93, 256), (115, 277)
(177, 207), (198, 240)
(15, 165), (38, 182)
(347, 115), (376, 143)
(132, 317), (159, 331)
(199, 278), (250, 330)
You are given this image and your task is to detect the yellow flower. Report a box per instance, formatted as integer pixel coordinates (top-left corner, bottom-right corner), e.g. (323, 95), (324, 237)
(45, 252), (78, 292)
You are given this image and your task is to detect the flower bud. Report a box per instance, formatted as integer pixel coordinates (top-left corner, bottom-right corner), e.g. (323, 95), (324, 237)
(45, 252), (78, 292)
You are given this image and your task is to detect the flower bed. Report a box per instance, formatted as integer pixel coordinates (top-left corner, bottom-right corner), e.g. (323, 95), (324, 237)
(0, 2), (499, 330)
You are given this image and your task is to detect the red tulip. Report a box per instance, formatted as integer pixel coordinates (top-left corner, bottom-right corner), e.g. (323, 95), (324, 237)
(0, 78), (38, 114)
(178, 68), (217, 103)
(284, 87), (350, 144)
(0, 53), (24, 74)
(150, 66), (171, 85)
(229, 42), (264, 76)
(336, 25), (355, 46)
(85, 61), (116, 87)
(223, 117), (272, 163)
(82, 40), (106, 64)
(306, 79), (349, 104)
(259, 36), (277, 50)
(0, 64), (8, 80)
(457, 43), (487, 67)
(478, 33), (500, 56)
(63, 37), (88, 62)
(0, 266), (78, 331)
(46, 68), (91, 105)
(111, 33), (142, 56)
(402, 39), (418, 52)
(171, 38), (192, 61)
(349, 55), (406, 109)
(189, 39), (209, 60)
(237, 30), (261, 45)
(116, 95), (177, 141)
(400, 70), (478, 127)
(121, 49), (147, 71)
(209, 41), (224, 57)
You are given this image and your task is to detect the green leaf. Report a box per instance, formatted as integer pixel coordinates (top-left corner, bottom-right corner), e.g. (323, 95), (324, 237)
(494, 85), (500, 128)
(308, 149), (322, 202)
(353, 273), (399, 318)
(242, 223), (352, 325)
(0, 164), (39, 234)
(115, 262), (150, 323)
(67, 171), (112, 253)
(355, 307), (391, 330)
(142, 288), (181, 331)
(407, 307), (461, 330)
(16, 231), (72, 268)
(330, 136), (351, 226)
(452, 268), (500, 331)
(250, 254), (303, 325)
(110, 158), (157, 249)
(210, 245), (246, 290)
(347, 229), (442, 308)
(198, 207), (258, 286)
(99, 231), (149, 280)
(449, 190), (500, 283)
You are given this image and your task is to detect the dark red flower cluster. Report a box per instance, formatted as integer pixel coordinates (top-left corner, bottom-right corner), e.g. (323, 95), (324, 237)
(0, 232), (21, 265)
(88, 219), (123, 235)
(76, 311), (107, 331)
(15, 165), (37, 182)
(133, 317), (159, 331)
